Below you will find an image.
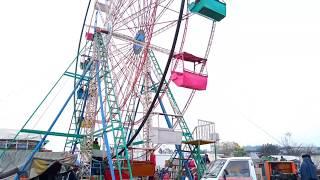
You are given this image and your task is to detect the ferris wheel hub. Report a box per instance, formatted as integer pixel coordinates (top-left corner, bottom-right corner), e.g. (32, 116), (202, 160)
(133, 30), (146, 54)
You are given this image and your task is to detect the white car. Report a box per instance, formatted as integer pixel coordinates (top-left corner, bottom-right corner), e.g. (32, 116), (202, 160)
(201, 157), (257, 180)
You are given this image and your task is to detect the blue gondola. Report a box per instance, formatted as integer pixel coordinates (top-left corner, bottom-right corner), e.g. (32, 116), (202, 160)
(188, 0), (226, 21)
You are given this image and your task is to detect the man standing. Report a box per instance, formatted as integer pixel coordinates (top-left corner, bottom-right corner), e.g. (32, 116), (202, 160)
(92, 138), (100, 150)
(203, 154), (210, 164)
(299, 154), (318, 180)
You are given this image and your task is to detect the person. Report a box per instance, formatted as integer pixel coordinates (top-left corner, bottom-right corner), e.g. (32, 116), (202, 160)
(299, 154), (318, 180)
(280, 156), (286, 161)
(188, 159), (196, 169)
(203, 153), (210, 164)
(92, 138), (100, 150)
(188, 159), (197, 180)
(163, 171), (170, 180)
(77, 86), (84, 99)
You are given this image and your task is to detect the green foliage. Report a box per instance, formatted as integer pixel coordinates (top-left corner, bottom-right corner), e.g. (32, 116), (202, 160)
(233, 146), (246, 157)
(218, 142), (247, 157)
(218, 141), (239, 156)
(260, 143), (280, 156)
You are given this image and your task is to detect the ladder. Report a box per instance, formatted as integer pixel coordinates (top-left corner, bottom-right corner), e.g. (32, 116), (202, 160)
(148, 50), (206, 178)
(96, 33), (133, 179)
(64, 90), (86, 152)
(123, 93), (138, 141)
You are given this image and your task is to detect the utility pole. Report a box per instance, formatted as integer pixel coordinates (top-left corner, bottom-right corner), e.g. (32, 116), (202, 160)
(214, 123), (217, 160)
(211, 122), (219, 160)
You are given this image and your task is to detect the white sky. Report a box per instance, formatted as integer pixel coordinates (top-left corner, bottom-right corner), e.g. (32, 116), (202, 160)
(0, 0), (320, 149)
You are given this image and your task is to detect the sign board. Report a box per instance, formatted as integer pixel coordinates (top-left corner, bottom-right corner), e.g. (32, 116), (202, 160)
(150, 127), (182, 145)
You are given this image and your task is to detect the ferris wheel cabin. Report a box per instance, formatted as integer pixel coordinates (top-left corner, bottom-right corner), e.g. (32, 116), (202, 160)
(171, 70), (208, 90)
(188, 0), (226, 21)
(171, 52), (208, 90)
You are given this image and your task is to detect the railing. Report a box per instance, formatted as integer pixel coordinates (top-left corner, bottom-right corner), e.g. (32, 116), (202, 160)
(192, 120), (219, 142)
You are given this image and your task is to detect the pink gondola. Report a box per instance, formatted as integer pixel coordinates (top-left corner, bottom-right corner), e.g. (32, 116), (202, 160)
(171, 70), (208, 90)
(171, 52), (208, 90)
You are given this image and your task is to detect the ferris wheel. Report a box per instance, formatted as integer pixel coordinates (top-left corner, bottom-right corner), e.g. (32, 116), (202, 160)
(3, 0), (226, 179)
(67, 0), (223, 177)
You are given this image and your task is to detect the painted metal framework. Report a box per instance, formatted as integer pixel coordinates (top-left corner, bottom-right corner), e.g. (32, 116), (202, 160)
(79, 38), (98, 177)
(0, 0), (227, 179)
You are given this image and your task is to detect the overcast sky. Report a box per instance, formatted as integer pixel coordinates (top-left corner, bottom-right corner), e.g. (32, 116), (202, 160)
(0, 0), (319, 149)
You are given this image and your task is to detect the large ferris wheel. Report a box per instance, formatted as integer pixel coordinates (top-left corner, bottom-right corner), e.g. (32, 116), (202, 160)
(2, 0), (226, 179)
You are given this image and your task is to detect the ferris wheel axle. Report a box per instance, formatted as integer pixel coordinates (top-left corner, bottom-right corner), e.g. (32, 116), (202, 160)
(86, 25), (174, 55)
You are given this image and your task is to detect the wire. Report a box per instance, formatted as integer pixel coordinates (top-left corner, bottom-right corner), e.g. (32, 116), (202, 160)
(240, 113), (282, 145)
(116, 0), (186, 157)
(0, 45), (88, 161)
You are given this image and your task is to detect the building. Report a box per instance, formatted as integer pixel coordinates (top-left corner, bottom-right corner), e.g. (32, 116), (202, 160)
(0, 129), (43, 150)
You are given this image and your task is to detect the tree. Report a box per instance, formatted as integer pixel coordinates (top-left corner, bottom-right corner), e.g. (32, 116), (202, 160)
(302, 144), (316, 155)
(279, 132), (317, 156)
(218, 142), (246, 157)
(260, 143), (280, 156)
(218, 142), (237, 156)
(233, 146), (247, 157)
(280, 132), (303, 156)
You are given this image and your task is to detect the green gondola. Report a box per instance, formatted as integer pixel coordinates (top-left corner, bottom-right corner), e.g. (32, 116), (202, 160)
(189, 0), (226, 21)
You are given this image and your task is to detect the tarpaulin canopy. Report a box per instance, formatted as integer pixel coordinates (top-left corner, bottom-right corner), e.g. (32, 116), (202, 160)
(29, 152), (77, 179)
(0, 150), (77, 179)
(0, 150), (32, 179)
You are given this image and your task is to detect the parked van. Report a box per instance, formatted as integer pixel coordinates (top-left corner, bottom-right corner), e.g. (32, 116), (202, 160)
(201, 157), (257, 180)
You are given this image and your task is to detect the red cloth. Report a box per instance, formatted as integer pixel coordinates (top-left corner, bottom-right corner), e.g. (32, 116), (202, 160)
(173, 52), (206, 63)
(150, 152), (156, 165)
(189, 159), (196, 168)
